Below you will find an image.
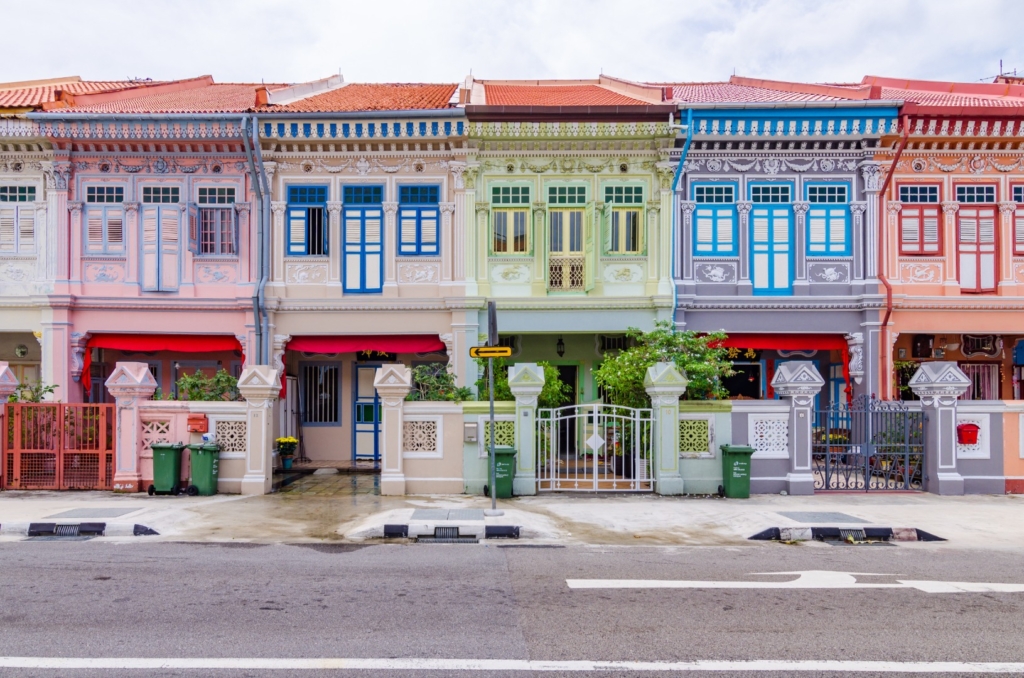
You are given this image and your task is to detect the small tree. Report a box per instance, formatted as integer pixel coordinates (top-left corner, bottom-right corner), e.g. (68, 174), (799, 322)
(594, 321), (733, 407)
(10, 380), (57, 403)
(175, 369), (240, 401)
(406, 363), (473, 402)
(475, 358), (572, 409)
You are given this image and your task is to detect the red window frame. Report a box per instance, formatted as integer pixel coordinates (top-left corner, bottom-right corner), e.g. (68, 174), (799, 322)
(956, 205), (999, 294)
(896, 183), (942, 256)
(1013, 184), (1024, 255)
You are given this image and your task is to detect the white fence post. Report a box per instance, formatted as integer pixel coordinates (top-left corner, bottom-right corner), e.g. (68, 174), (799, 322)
(771, 361), (825, 496)
(508, 362), (544, 496)
(104, 362), (158, 493)
(909, 361), (970, 496)
(644, 362), (688, 495)
(374, 364), (413, 496)
(237, 365), (280, 496)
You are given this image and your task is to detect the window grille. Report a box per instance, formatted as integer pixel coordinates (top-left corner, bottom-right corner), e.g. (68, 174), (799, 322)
(493, 210), (528, 253)
(605, 185), (644, 204)
(899, 185), (939, 203)
(610, 209), (641, 253)
(548, 185), (586, 205)
(399, 185), (439, 204)
(343, 185), (383, 204)
(497, 336), (518, 351)
(198, 187), (235, 204)
(958, 363), (999, 400)
(751, 185), (791, 203)
(300, 363), (340, 425)
(86, 186), (124, 203)
(956, 185), (996, 203)
(0, 186), (35, 202)
(491, 185), (530, 205)
(600, 335), (629, 353)
(694, 185), (734, 203)
(807, 185), (848, 203)
(142, 186), (180, 203)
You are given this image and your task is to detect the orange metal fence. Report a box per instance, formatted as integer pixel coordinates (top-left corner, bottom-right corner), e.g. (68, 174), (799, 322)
(2, 404), (115, 490)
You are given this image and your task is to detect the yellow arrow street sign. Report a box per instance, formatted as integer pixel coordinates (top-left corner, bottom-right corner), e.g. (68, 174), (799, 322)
(469, 346), (513, 359)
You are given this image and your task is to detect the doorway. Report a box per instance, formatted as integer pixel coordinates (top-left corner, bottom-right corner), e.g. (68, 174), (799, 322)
(352, 364), (381, 465)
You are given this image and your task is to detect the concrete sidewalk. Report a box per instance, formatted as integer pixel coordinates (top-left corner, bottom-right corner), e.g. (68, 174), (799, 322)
(1, 487), (1022, 549)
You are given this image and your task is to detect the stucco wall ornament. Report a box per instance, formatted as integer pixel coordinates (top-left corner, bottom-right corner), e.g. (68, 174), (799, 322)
(694, 262), (737, 283)
(285, 263), (328, 284)
(398, 262), (440, 284)
(900, 262), (941, 284)
(603, 264), (644, 283)
(196, 265), (236, 284)
(809, 262), (850, 283)
(491, 264), (531, 283)
(686, 156), (858, 175)
(84, 263), (125, 283)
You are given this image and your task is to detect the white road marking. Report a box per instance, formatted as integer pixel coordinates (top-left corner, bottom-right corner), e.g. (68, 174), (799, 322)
(1, 657), (1024, 672)
(567, 569), (1024, 593)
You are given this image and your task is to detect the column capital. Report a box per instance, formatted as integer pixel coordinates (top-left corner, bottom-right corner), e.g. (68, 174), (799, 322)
(845, 333), (865, 385)
(849, 201), (868, 216)
(382, 201), (399, 216)
(271, 201), (287, 217)
(941, 201), (960, 215)
(887, 200), (903, 215)
(326, 200), (342, 216)
(68, 200), (84, 216)
(439, 201), (456, 215)
(859, 162), (882, 192)
(998, 201), (1017, 215)
(792, 201), (811, 216)
(124, 201), (140, 215)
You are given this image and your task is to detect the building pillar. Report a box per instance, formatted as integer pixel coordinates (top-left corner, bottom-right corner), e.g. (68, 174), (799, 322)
(859, 162), (882, 281)
(850, 202), (867, 282)
(941, 202), (960, 290)
(736, 202), (752, 293)
(104, 362), (159, 493)
(771, 360), (825, 496)
(909, 361), (970, 496)
(845, 332), (868, 399)
(998, 202), (1016, 292)
(440, 202), (455, 285)
(327, 201), (342, 285)
(508, 362), (544, 496)
(374, 363), (413, 496)
(644, 362), (688, 495)
(270, 201), (286, 283)
(793, 202), (810, 295)
(679, 201), (696, 282)
(382, 201), (399, 297)
(237, 364), (281, 496)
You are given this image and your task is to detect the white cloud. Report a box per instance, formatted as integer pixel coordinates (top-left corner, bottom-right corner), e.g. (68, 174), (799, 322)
(0, 0), (1020, 85)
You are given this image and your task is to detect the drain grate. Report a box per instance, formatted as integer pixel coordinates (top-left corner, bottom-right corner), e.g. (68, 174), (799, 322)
(839, 528), (867, 542)
(416, 526), (479, 544)
(54, 524), (80, 537)
(434, 526), (460, 539)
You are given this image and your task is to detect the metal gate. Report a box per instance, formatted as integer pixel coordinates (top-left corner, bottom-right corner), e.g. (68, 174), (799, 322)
(812, 396), (924, 491)
(2, 404), (115, 490)
(536, 404), (652, 492)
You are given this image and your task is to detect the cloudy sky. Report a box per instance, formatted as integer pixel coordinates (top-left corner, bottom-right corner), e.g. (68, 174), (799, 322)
(2, 0), (1020, 86)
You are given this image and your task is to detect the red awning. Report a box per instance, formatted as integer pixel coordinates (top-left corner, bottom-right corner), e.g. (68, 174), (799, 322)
(82, 334), (244, 395)
(718, 333), (851, 402)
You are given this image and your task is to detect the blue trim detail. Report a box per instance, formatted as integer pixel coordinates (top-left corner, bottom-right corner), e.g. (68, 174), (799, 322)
(330, 123), (337, 138)
(316, 123), (324, 138)
(303, 123), (311, 138)
(355, 123), (363, 138)
(431, 121), (438, 136)
(290, 123), (298, 138)
(419, 122), (427, 137)
(369, 123), (376, 138)
(263, 123), (272, 137)
(343, 205), (385, 293)
(444, 121), (451, 136)
(406, 122), (414, 137)
(342, 123), (350, 138)
(457, 121), (464, 135)
(277, 123), (285, 137)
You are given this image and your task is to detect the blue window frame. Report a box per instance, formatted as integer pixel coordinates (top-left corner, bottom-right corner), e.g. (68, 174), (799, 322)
(398, 185), (440, 256)
(692, 183), (737, 256)
(344, 185), (383, 204)
(749, 182), (794, 295)
(806, 182), (851, 256)
(343, 185), (384, 293)
(286, 185), (328, 256)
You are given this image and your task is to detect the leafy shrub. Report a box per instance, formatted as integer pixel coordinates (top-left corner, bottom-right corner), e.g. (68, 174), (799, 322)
(407, 363), (473, 403)
(175, 369), (240, 401)
(475, 358), (572, 409)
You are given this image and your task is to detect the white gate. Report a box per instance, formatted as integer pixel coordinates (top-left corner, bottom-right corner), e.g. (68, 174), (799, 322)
(536, 404), (653, 492)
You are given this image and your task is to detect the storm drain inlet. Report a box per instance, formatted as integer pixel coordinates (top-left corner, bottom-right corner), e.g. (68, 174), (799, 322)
(415, 526), (479, 544)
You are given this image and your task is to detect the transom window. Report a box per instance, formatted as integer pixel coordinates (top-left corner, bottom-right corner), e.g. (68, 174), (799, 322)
(344, 185), (383, 204)
(399, 185), (439, 204)
(492, 186), (530, 205)
(750, 185), (791, 203)
(548, 185), (586, 205)
(807, 185), (848, 203)
(956, 185), (996, 203)
(899, 185), (939, 203)
(289, 186), (327, 204)
(492, 209), (528, 254)
(694, 185), (734, 203)
(198, 187), (235, 204)
(1013, 186), (1023, 203)
(142, 186), (180, 203)
(86, 186), (124, 203)
(605, 185), (643, 204)
(0, 186), (35, 202)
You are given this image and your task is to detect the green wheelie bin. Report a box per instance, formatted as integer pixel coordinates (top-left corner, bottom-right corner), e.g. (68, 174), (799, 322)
(719, 444), (756, 498)
(487, 446), (516, 499)
(186, 443), (220, 496)
(149, 443), (185, 496)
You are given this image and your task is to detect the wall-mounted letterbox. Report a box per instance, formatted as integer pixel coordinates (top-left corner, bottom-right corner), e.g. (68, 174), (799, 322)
(187, 414), (209, 433)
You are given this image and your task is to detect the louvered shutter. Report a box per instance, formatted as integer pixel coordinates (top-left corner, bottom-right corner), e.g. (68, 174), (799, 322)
(921, 207), (940, 253)
(715, 207), (734, 254)
(343, 210), (362, 290)
(107, 208), (124, 252)
(17, 207), (34, 252)
(363, 208), (383, 291)
(694, 207), (714, 253)
(1015, 209), (1024, 255)
(751, 207), (770, 289)
(977, 207), (997, 291)
(229, 207), (239, 256)
(0, 207), (15, 253)
(602, 205), (613, 254)
(398, 208), (418, 255)
(141, 207), (160, 291)
(158, 207), (180, 290)
(85, 209), (105, 254)
(808, 207), (828, 253)
(287, 207), (308, 255)
(827, 207), (847, 253)
(187, 203), (199, 254)
(584, 202), (596, 291)
(900, 208), (922, 253)
(771, 208), (792, 290)
(420, 207), (438, 255)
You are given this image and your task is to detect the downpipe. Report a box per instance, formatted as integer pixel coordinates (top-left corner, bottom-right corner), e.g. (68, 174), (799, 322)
(252, 117), (272, 365)
(669, 109), (694, 326)
(241, 115), (266, 365)
(877, 115), (910, 398)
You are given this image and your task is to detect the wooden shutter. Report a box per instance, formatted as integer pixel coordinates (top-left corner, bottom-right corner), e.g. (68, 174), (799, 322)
(771, 208), (792, 291)
(187, 203), (199, 254)
(287, 207), (308, 255)
(1015, 209), (1024, 255)
(827, 207), (847, 253)
(0, 207), (15, 253)
(343, 210), (362, 290)
(751, 207), (770, 289)
(17, 207), (34, 252)
(694, 207), (714, 253)
(978, 207), (997, 291)
(419, 207), (438, 255)
(364, 208), (383, 291)
(715, 207), (734, 254)
(141, 207), (160, 291)
(584, 202), (596, 291)
(85, 209), (105, 254)
(808, 207), (827, 253)
(398, 207), (418, 255)
(159, 207), (180, 291)
(901, 206), (940, 254)
(107, 208), (124, 252)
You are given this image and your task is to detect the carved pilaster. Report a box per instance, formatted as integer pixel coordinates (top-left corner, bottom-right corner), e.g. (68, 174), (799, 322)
(850, 202), (867, 281)
(941, 202), (960, 284)
(449, 161), (466, 190)
(859, 162), (882, 193)
(793, 202), (810, 284)
(680, 201), (697, 281)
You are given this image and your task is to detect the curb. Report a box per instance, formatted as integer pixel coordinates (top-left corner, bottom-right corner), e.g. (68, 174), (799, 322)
(383, 523), (520, 540)
(0, 522), (159, 537)
(749, 526), (945, 542)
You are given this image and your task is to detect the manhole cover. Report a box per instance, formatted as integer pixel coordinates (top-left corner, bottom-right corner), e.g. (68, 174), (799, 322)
(777, 511), (867, 524)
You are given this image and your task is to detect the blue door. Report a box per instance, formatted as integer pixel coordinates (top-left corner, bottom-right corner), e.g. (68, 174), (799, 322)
(750, 206), (793, 294)
(352, 364), (381, 464)
(344, 206), (383, 293)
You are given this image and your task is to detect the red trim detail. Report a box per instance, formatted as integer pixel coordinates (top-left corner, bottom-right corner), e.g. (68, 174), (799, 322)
(81, 334), (244, 395)
(719, 334), (851, 403)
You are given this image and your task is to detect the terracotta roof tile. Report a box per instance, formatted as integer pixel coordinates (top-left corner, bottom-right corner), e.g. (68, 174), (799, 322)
(265, 83), (457, 112)
(662, 82), (856, 103)
(0, 80), (161, 108)
(483, 84), (647, 106)
(63, 83), (278, 113)
(879, 87), (1024, 107)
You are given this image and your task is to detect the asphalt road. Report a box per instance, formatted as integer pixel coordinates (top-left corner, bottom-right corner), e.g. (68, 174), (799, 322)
(1, 540), (1023, 676)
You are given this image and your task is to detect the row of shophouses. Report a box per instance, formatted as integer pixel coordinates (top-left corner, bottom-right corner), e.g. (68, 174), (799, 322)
(2, 71), (1024, 495)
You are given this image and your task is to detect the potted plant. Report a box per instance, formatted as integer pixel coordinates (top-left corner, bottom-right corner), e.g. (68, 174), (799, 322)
(276, 436), (298, 469)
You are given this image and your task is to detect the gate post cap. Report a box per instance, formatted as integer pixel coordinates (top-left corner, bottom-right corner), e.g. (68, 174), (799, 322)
(908, 361), (970, 402)
(0, 361), (18, 400)
(237, 365), (281, 401)
(508, 363), (545, 395)
(373, 363), (413, 398)
(105, 362), (158, 398)
(771, 361), (825, 397)
(643, 362), (688, 398)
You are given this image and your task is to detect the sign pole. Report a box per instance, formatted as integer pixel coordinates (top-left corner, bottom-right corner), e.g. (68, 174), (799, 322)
(489, 355), (496, 511)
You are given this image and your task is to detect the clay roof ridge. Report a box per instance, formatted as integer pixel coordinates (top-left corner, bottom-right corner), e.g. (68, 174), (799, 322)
(41, 75), (215, 111)
(862, 75), (1024, 100)
(728, 75), (877, 101)
(0, 75), (83, 91)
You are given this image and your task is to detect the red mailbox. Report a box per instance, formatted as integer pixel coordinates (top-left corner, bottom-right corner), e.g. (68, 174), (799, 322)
(956, 422), (980, 445)
(187, 414), (209, 433)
